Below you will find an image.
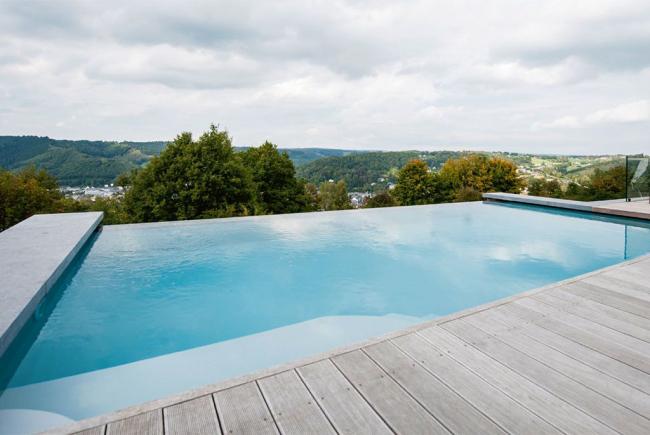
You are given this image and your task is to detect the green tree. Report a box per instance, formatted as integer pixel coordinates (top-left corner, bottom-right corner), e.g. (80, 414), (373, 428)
(528, 178), (563, 198)
(587, 166), (625, 200)
(242, 141), (308, 214)
(319, 180), (351, 211)
(393, 160), (444, 205)
(124, 125), (255, 222)
(0, 166), (65, 231)
(304, 183), (320, 211)
(365, 191), (398, 208)
(439, 154), (524, 195)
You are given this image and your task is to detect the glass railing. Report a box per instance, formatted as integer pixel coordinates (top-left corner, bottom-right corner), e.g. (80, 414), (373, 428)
(626, 155), (650, 202)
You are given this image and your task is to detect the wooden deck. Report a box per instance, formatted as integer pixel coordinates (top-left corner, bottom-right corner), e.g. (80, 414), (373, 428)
(50, 255), (650, 435)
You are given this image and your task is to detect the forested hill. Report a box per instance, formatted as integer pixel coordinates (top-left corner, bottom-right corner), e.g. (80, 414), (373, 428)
(0, 136), (359, 186)
(297, 151), (470, 191)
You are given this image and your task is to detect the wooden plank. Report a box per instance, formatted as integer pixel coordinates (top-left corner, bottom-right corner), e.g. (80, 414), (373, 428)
(585, 275), (650, 303)
(257, 370), (335, 435)
(546, 287), (650, 332)
(416, 326), (616, 435)
(502, 302), (650, 374)
(566, 281), (650, 319)
(492, 304), (650, 393)
(106, 410), (162, 435)
(393, 332), (561, 434)
(164, 395), (221, 435)
(604, 267), (650, 290)
(364, 340), (507, 434)
(533, 291), (650, 342)
(443, 318), (650, 435)
(331, 349), (449, 434)
(296, 359), (391, 434)
(74, 427), (105, 435)
(515, 297), (650, 355)
(466, 310), (650, 417)
(213, 382), (278, 435)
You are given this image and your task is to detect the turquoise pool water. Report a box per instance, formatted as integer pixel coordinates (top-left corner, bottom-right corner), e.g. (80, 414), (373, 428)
(2, 201), (650, 429)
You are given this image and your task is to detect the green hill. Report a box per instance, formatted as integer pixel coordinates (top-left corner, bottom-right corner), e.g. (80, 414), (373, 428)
(297, 150), (469, 191)
(0, 136), (360, 186)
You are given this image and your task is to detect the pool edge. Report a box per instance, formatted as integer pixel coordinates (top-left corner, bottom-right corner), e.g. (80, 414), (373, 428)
(0, 212), (104, 358)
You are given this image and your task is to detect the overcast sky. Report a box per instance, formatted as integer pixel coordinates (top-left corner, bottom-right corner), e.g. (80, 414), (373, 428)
(1, 1), (648, 154)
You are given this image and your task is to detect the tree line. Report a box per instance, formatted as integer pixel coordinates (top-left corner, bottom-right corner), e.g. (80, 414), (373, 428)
(0, 125), (627, 231)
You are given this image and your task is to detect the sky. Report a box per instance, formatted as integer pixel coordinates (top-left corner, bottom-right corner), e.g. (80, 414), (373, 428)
(0, 0), (649, 154)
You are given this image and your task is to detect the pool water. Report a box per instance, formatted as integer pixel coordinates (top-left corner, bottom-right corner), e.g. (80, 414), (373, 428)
(2, 201), (650, 428)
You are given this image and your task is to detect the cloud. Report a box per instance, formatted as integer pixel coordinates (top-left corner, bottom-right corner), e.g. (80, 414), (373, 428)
(585, 100), (650, 124)
(534, 100), (650, 130)
(0, 0), (648, 154)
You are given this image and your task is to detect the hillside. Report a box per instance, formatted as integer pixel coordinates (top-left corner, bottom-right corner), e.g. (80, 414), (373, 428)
(0, 136), (358, 186)
(297, 150), (475, 191)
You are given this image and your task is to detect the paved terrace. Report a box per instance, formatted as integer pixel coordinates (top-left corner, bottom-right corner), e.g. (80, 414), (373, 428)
(49, 252), (650, 435)
(0, 212), (103, 357)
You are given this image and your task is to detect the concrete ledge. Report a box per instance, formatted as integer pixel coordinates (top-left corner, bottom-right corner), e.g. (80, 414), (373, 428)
(0, 212), (103, 357)
(482, 192), (593, 212)
(483, 192), (650, 221)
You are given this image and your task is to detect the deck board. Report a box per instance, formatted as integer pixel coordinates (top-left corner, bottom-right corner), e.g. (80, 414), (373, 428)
(50, 254), (650, 435)
(331, 350), (449, 434)
(163, 396), (221, 435)
(106, 410), (162, 435)
(364, 340), (507, 434)
(489, 304), (650, 393)
(566, 282), (650, 319)
(416, 326), (615, 434)
(213, 382), (278, 435)
(542, 288), (650, 333)
(502, 302), (650, 374)
(442, 319), (650, 435)
(465, 310), (650, 417)
(296, 359), (391, 434)
(257, 370), (335, 435)
(515, 297), (650, 355)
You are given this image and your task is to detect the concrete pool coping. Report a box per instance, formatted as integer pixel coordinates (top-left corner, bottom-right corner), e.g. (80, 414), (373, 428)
(0, 212), (103, 358)
(483, 192), (650, 220)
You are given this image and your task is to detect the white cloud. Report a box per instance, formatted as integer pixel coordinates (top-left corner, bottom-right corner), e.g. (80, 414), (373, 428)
(585, 100), (650, 124)
(0, 0), (649, 154)
(534, 100), (650, 130)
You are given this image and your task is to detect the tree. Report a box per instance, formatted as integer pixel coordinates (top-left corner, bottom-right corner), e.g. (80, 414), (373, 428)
(439, 154), (524, 194)
(0, 166), (65, 231)
(392, 160), (443, 205)
(124, 125), (255, 222)
(528, 178), (563, 198)
(319, 180), (351, 211)
(242, 141), (308, 214)
(304, 183), (320, 211)
(587, 166), (625, 200)
(365, 191), (398, 208)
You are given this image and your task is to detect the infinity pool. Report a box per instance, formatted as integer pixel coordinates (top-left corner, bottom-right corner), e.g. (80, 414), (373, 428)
(2, 201), (650, 430)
